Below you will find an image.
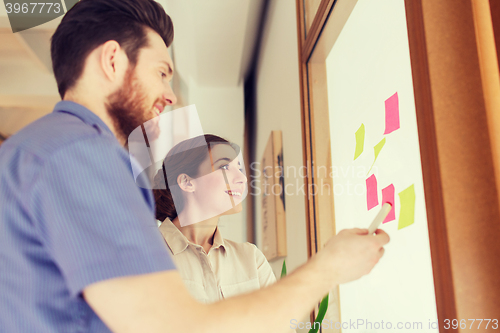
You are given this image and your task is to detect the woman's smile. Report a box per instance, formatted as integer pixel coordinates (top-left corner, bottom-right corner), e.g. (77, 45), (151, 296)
(225, 190), (242, 197)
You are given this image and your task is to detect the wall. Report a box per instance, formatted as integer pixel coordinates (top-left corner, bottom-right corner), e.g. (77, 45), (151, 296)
(187, 80), (247, 243)
(162, 0), (254, 244)
(254, 1), (309, 329)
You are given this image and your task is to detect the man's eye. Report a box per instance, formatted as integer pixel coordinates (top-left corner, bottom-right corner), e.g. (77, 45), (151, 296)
(160, 71), (166, 78)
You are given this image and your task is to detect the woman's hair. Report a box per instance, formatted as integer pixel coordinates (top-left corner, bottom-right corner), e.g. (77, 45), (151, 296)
(153, 134), (231, 222)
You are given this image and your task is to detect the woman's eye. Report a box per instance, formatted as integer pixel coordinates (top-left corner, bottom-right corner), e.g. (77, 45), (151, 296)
(160, 71), (166, 78)
(220, 164), (229, 170)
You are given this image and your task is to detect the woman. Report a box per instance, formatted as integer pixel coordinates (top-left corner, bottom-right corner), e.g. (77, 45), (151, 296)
(152, 134), (276, 304)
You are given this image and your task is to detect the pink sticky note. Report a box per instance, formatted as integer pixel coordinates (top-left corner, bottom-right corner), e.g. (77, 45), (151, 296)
(366, 174), (379, 210)
(382, 184), (395, 223)
(384, 92), (400, 134)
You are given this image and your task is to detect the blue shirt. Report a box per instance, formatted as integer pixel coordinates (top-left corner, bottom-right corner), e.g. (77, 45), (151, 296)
(0, 101), (176, 332)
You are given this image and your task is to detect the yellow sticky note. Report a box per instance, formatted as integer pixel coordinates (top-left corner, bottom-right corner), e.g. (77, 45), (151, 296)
(367, 137), (386, 174)
(354, 124), (365, 160)
(398, 184), (415, 230)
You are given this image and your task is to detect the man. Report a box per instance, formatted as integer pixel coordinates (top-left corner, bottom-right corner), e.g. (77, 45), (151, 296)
(0, 0), (389, 332)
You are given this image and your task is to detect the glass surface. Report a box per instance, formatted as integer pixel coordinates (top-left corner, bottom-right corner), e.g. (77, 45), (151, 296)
(322, 0), (438, 330)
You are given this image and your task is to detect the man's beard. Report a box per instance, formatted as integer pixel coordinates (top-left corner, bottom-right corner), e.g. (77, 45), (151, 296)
(106, 67), (154, 146)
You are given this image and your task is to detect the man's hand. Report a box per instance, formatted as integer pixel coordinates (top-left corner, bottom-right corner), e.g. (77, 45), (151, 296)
(311, 228), (390, 287)
(83, 228), (389, 333)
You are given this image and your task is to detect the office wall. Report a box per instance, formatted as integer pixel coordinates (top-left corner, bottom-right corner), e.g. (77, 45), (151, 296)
(255, 0), (308, 283)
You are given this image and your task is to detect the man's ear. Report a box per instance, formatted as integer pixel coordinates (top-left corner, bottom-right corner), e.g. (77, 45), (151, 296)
(100, 40), (128, 83)
(177, 174), (195, 193)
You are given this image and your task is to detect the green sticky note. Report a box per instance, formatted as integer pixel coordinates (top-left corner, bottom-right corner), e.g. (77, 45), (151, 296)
(354, 123), (365, 160)
(367, 137), (386, 174)
(374, 137), (386, 160)
(398, 184), (415, 229)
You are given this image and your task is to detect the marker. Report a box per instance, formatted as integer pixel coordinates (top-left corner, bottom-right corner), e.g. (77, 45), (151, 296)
(367, 203), (392, 234)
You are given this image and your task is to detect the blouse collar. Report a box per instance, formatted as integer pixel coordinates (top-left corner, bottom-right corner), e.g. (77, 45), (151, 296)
(158, 218), (227, 256)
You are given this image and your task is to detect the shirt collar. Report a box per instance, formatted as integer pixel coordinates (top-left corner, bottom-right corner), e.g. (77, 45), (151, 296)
(53, 101), (114, 136)
(158, 218), (226, 256)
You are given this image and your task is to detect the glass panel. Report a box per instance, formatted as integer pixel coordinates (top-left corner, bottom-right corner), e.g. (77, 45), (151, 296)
(323, 0), (438, 329)
(304, 0), (439, 328)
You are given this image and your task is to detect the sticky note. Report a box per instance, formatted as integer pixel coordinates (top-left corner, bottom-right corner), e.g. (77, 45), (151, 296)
(384, 92), (400, 134)
(398, 184), (415, 229)
(367, 137), (386, 174)
(381, 184), (395, 223)
(354, 123), (365, 160)
(366, 174), (378, 210)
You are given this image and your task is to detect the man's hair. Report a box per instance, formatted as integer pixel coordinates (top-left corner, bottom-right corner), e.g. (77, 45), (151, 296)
(51, 0), (174, 98)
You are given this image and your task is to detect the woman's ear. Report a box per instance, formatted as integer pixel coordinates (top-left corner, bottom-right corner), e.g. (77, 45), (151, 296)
(177, 174), (195, 193)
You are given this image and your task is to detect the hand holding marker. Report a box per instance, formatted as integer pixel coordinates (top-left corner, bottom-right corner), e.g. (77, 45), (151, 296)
(368, 203), (392, 234)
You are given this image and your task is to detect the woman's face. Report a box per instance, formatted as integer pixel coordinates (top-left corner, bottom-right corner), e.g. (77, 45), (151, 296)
(187, 143), (247, 220)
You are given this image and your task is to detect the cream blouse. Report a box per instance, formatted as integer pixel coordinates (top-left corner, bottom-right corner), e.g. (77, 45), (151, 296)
(158, 219), (277, 304)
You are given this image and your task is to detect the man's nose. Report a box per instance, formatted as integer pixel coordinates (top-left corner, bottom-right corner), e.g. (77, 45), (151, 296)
(163, 82), (177, 106)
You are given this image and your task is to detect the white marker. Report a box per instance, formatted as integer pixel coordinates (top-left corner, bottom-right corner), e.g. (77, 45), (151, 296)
(368, 203), (392, 234)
